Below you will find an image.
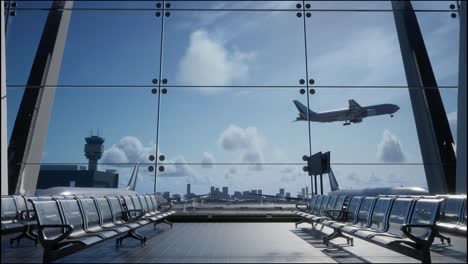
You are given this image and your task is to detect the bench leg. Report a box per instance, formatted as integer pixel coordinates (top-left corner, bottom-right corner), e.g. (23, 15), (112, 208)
(10, 229), (38, 246)
(421, 247), (432, 264)
(295, 218), (305, 228)
(154, 219), (173, 230)
(323, 228), (354, 247)
(116, 230), (147, 247)
(434, 231), (451, 245)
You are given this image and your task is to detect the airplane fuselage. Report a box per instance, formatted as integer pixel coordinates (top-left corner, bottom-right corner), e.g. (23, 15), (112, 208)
(297, 103), (399, 123)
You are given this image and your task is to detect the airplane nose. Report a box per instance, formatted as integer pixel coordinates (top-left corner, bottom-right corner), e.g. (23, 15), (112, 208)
(394, 105), (400, 112)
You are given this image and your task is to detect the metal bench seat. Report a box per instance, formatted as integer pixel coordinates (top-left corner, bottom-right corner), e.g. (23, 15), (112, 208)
(1, 196), (27, 234)
(94, 198), (131, 233)
(436, 196), (466, 237)
(318, 196), (444, 263)
(30, 194), (175, 262)
(1, 196), (39, 245)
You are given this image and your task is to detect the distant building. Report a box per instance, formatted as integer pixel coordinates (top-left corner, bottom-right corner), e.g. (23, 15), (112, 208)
(37, 136), (119, 189)
(172, 194), (181, 202)
(187, 184), (191, 195)
(222, 186), (228, 197)
(84, 135), (105, 171)
(251, 190), (257, 195)
(257, 189), (262, 195)
(233, 191), (242, 199)
(210, 186), (215, 196)
(286, 192), (291, 198)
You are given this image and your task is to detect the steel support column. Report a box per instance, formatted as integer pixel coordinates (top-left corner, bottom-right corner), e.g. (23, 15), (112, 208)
(7, 0), (72, 195)
(1, 1), (8, 195)
(392, 0), (457, 194)
(456, 1), (467, 194)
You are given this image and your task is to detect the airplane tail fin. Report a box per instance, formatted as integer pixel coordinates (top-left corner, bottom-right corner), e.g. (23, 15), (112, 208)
(328, 167), (340, 191)
(293, 100), (317, 118)
(126, 162), (140, 191)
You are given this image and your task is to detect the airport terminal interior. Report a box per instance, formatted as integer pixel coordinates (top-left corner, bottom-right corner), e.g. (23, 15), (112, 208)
(1, 0), (467, 263)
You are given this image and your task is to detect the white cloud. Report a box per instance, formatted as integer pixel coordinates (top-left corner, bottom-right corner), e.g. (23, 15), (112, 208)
(178, 30), (255, 87)
(377, 130), (406, 163)
(160, 156), (210, 184)
(218, 125), (263, 151)
(309, 27), (404, 86)
(102, 136), (154, 164)
(242, 148), (264, 171)
(201, 152), (215, 168)
(218, 125), (265, 171)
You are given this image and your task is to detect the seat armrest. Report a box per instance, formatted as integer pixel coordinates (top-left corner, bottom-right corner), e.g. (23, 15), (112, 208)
(159, 203), (173, 213)
(37, 224), (74, 248)
(324, 209), (346, 221)
(125, 209), (145, 221)
(295, 203), (309, 213)
(401, 224), (435, 245)
(19, 209), (36, 221)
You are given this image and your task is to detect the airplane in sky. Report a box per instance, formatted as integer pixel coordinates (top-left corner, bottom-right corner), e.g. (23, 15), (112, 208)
(293, 100), (400, 125)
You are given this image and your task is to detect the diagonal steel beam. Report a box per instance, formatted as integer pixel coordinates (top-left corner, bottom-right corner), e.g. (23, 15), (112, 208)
(392, 0), (456, 194)
(7, 0), (73, 195)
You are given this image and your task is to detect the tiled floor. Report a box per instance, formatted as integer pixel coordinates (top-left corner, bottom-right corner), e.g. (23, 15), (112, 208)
(1, 223), (466, 263)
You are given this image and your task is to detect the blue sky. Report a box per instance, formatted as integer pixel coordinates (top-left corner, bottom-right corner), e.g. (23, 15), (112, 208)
(5, 1), (460, 195)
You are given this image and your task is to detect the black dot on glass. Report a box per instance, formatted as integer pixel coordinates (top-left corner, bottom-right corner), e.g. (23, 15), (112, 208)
(159, 166), (165, 172)
(306, 13), (311, 18)
(299, 79), (305, 84)
(165, 12), (170, 17)
(162, 88), (168, 94)
(451, 13), (457, 18)
(306, 3), (311, 9)
(300, 89), (305, 94)
(296, 3), (302, 9)
(152, 79), (158, 84)
(310, 89), (315, 94)
(148, 166), (154, 172)
(162, 79), (168, 84)
(450, 4), (455, 9)
(156, 3), (162, 8)
(297, 12), (302, 18)
(303, 166), (309, 172)
(302, 155), (308, 161)
(309, 79), (315, 85)
(151, 88), (157, 94)
(11, 2), (17, 8)
(155, 12), (161, 17)
(159, 155), (165, 161)
(166, 3), (171, 8)
(149, 155), (155, 161)
(10, 11), (16, 16)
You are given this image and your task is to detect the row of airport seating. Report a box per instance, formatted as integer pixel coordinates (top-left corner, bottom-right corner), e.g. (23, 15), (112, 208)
(294, 194), (467, 263)
(1, 194), (175, 263)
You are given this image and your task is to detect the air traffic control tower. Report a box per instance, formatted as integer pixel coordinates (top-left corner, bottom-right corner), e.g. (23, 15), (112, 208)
(84, 136), (104, 171)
